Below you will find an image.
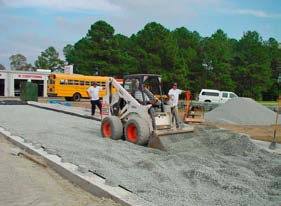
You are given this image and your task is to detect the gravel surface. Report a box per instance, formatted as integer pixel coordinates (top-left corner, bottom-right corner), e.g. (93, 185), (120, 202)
(0, 134), (118, 206)
(0, 105), (281, 206)
(205, 97), (281, 125)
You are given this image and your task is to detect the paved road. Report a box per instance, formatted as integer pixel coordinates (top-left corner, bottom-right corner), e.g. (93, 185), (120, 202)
(0, 134), (118, 206)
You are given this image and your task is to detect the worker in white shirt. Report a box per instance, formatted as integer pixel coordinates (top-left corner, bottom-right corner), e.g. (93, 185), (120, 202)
(168, 82), (188, 128)
(87, 82), (102, 116)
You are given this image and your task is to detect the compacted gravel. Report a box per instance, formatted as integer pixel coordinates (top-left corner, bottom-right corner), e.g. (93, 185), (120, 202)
(0, 104), (280, 206)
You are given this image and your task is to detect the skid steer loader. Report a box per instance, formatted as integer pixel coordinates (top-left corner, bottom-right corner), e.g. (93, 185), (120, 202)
(100, 74), (194, 150)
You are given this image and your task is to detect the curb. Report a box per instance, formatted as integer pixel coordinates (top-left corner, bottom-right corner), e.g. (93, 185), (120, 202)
(0, 127), (155, 206)
(27, 101), (101, 121)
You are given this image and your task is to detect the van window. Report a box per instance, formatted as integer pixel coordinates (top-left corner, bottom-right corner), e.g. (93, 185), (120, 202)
(222, 92), (228, 98)
(202, 92), (219, 96)
(230, 93), (237, 98)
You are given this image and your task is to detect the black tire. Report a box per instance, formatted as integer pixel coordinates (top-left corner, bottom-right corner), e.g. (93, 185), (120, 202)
(124, 117), (150, 145)
(72, 93), (81, 101)
(101, 116), (123, 140)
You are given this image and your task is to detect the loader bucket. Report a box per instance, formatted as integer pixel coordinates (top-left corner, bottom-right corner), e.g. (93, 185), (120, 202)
(147, 134), (166, 151)
(147, 125), (194, 150)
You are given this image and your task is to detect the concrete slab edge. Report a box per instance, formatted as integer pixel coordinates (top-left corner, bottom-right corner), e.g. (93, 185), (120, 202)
(27, 101), (101, 121)
(0, 127), (155, 206)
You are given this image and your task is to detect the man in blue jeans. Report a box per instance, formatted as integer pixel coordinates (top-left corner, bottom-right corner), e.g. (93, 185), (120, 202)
(168, 83), (188, 128)
(87, 82), (102, 116)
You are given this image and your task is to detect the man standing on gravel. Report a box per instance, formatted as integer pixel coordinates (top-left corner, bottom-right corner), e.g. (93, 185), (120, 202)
(168, 83), (187, 128)
(87, 82), (102, 117)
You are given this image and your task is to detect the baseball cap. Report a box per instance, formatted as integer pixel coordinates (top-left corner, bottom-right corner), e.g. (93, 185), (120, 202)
(173, 83), (177, 86)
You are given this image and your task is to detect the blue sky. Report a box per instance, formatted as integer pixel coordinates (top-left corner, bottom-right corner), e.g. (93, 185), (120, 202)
(0, 0), (281, 69)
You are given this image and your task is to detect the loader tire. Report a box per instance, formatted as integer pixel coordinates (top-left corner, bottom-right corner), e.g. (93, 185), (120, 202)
(101, 116), (123, 140)
(124, 117), (150, 145)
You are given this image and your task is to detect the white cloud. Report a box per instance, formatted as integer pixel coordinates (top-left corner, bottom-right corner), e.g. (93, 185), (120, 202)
(236, 9), (281, 18)
(2, 0), (223, 14)
(0, 0), (225, 68)
(219, 8), (281, 18)
(2, 0), (121, 12)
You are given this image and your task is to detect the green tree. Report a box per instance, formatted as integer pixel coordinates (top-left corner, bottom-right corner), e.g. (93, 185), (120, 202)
(0, 64), (5, 70)
(9, 54), (32, 71)
(200, 29), (235, 91)
(111, 34), (138, 75)
(233, 31), (271, 99)
(64, 20), (128, 77)
(62, 20), (281, 100)
(133, 22), (189, 92)
(35, 47), (65, 72)
(263, 37), (281, 100)
(63, 44), (75, 64)
(172, 28), (201, 93)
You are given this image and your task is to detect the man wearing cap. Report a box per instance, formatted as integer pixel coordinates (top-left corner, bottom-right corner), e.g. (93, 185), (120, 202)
(168, 83), (187, 128)
(87, 82), (102, 116)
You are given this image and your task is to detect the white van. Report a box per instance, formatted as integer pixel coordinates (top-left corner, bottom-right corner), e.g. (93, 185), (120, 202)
(198, 89), (238, 103)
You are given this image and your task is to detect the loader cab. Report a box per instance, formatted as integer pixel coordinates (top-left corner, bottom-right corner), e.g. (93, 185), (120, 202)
(123, 74), (164, 110)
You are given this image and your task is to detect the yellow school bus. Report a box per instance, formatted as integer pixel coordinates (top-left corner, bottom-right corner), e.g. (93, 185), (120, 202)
(47, 73), (122, 101)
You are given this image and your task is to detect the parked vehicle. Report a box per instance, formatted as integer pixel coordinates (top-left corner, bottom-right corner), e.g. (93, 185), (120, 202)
(47, 73), (122, 101)
(198, 89), (238, 103)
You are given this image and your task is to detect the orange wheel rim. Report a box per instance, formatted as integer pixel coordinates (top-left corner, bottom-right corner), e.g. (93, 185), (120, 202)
(127, 124), (137, 142)
(103, 122), (111, 137)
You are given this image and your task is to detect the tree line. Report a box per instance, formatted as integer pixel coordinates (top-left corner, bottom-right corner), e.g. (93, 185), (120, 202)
(3, 20), (281, 100)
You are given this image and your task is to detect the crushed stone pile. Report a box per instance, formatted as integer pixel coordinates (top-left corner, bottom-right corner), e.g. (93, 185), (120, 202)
(0, 105), (281, 206)
(205, 97), (280, 125)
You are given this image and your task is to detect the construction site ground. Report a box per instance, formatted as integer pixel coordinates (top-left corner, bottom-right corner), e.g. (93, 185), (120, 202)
(0, 97), (281, 206)
(36, 97), (281, 144)
(0, 133), (118, 206)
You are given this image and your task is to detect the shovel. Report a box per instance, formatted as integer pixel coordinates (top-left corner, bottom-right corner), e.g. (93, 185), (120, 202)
(269, 96), (280, 150)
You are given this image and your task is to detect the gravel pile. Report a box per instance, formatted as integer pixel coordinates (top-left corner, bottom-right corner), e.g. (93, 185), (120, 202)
(205, 97), (280, 125)
(0, 105), (280, 206)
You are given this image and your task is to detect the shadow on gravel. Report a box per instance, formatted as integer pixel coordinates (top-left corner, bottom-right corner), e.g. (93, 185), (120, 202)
(0, 100), (27, 105)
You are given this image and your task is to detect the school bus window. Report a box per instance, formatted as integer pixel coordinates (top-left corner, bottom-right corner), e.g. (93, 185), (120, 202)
(85, 81), (90, 86)
(68, 80), (73, 85)
(80, 81), (84, 85)
(60, 79), (66, 85)
(74, 80), (79, 85)
(101, 82), (106, 87)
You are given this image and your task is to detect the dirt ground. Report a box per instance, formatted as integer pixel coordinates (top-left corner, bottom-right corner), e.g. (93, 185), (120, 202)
(0, 134), (119, 206)
(204, 122), (281, 143)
